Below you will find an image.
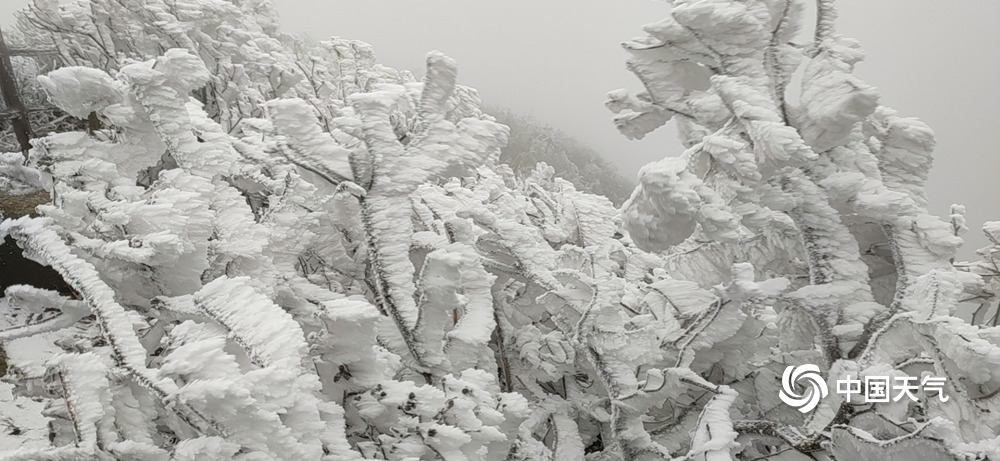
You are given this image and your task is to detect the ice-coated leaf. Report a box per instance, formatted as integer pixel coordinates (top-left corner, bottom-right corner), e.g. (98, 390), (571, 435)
(37, 66), (123, 118)
(671, 0), (771, 54)
(622, 156), (702, 251)
(797, 38), (879, 151)
(314, 297), (383, 387)
(608, 100), (673, 140)
(0, 286), (88, 341)
(687, 385), (739, 461)
(171, 437), (241, 461)
(442, 250), (497, 371)
(417, 51), (459, 124)
(268, 98), (353, 186)
(194, 276), (309, 369)
(551, 410), (586, 461)
(641, 278), (716, 332)
(46, 352), (113, 449)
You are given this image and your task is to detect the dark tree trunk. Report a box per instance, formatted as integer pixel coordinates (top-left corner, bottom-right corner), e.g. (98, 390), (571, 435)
(0, 27), (33, 159)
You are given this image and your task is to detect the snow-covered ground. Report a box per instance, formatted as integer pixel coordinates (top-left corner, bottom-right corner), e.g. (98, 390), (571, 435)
(0, 296), (58, 450)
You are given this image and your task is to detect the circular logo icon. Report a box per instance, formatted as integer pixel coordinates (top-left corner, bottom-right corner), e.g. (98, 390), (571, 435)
(779, 364), (828, 413)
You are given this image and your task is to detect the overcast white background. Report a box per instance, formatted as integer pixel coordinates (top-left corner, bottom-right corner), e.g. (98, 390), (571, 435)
(2, 1), (997, 257)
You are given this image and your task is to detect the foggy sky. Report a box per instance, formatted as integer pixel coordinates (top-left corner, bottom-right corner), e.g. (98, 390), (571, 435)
(1, 1), (997, 257)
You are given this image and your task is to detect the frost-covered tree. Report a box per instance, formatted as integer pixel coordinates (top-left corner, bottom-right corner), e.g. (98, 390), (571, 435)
(956, 217), (1000, 327)
(10, 0), (303, 134)
(1, 0), (998, 460)
(0, 34), (537, 459)
(607, 0), (1000, 459)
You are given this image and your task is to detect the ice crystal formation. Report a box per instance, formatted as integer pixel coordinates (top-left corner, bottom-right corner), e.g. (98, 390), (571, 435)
(0, 0), (998, 460)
